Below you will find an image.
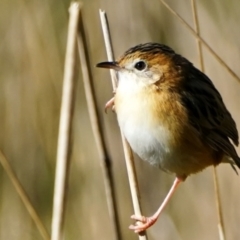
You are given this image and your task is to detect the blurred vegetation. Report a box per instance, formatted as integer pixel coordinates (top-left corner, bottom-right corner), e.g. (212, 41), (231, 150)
(0, 0), (239, 239)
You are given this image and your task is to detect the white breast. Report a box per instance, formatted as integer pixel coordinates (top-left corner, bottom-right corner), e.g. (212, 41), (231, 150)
(115, 71), (172, 167)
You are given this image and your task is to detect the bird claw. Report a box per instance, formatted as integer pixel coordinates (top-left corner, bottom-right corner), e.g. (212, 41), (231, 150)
(105, 97), (115, 113)
(129, 214), (157, 233)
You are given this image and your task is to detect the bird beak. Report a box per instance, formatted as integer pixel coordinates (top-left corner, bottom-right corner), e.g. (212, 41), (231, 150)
(96, 61), (121, 71)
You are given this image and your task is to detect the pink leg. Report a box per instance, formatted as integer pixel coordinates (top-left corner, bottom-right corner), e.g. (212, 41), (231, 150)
(104, 97), (115, 113)
(129, 177), (182, 233)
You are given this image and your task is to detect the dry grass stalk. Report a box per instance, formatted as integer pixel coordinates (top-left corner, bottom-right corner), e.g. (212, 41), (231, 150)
(190, 1), (226, 239)
(99, 9), (148, 240)
(213, 168), (226, 240)
(77, 12), (121, 240)
(160, 0), (240, 83)
(0, 151), (50, 240)
(191, 0), (204, 71)
(51, 2), (81, 240)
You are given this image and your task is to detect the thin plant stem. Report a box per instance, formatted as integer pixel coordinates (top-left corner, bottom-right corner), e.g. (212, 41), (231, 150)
(160, 0), (240, 84)
(77, 12), (121, 240)
(99, 11), (117, 90)
(0, 151), (50, 240)
(99, 9), (148, 240)
(51, 2), (81, 240)
(213, 167), (226, 240)
(190, 2), (226, 239)
(191, 0), (204, 71)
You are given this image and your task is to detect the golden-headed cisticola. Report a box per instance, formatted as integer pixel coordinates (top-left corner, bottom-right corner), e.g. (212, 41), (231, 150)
(97, 43), (240, 233)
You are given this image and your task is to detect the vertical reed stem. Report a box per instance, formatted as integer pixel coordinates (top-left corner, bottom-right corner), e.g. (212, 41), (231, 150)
(190, 1), (225, 239)
(77, 12), (121, 240)
(51, 3), (81, 240)
(191, 0), (204, 71)
(99, 9), (148, 240)
(213, 168), (226, 240)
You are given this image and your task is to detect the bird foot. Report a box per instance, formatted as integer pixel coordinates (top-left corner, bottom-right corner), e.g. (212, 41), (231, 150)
(105, 97), (115, 113)
(129, 214), (157, 233)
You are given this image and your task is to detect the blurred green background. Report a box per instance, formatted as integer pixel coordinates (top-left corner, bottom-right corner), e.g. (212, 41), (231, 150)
(0, 0), (239, 239)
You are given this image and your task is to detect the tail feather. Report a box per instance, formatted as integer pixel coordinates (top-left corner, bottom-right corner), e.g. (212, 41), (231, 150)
(224, 155), (240, 175)
(230, 163), (238, 175)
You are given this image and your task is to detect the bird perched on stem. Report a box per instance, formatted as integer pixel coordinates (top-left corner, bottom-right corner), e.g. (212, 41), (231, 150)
(97, 43), (240, 233)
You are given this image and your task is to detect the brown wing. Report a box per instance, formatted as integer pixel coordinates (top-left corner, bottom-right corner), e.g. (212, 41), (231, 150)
(181, 66), (240, 168)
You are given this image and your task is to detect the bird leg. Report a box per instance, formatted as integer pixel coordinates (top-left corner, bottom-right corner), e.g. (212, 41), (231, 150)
(105, 97), (115, 112)
(129, 177), (182, 233)
(105, 90), (116, 113)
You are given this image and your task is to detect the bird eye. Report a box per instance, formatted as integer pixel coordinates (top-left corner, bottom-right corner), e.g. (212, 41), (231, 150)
(134, 61), (146, 71)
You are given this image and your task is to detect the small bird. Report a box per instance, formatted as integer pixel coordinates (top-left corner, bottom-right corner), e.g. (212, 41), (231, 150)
(97, 43), (240, 233)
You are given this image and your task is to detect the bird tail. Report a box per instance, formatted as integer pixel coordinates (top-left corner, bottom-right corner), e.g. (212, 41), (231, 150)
(235, 156), (240, 168)
(230, 163), (238, 175)
(224, 155), (240, 175)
